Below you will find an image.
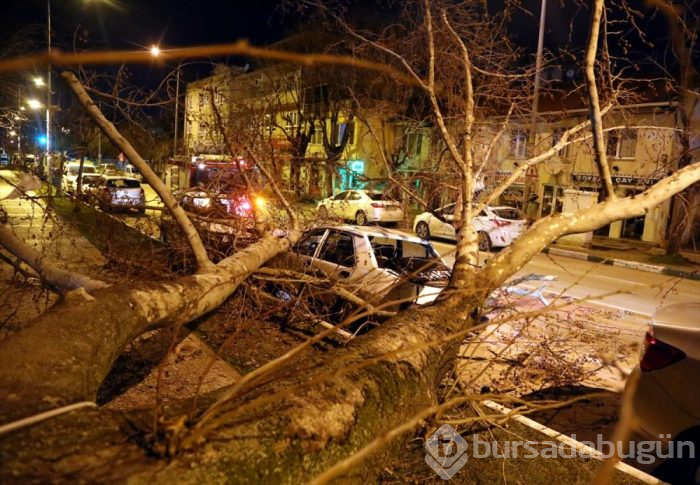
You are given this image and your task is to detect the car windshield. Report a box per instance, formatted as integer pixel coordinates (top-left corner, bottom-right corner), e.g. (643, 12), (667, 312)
(493, 208), (525, 220)
(107, 178), (140, 188)
(368, 235), (440, 271)
(367, 193), (395, 201)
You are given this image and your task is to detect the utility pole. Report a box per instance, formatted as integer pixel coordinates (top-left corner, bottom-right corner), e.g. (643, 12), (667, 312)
(526, 0), (547, 216)
(17, 87), (22, 161)
(46, 0), (52, 157)
(173, 65), (180, 156)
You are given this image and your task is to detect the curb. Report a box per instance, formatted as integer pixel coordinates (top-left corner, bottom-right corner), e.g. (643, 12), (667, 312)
(542, 246), (700, 281)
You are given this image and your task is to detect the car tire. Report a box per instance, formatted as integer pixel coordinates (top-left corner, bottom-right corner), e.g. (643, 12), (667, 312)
(355, 211), (367, 225)
(478, 231), (491, 252)
(318, 205), (328, 219)
(416, 221), (430, 240)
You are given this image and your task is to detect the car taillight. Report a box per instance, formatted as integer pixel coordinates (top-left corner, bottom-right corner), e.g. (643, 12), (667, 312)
(371, 202), (385, 208)
(239, 199), (252, 213)
(640, 329), (686, 372)
(493, 218), (512, 227)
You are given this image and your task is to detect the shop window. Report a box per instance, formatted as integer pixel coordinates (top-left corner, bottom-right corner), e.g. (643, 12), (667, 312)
(606, 129), (637, 159)
(539, 185), (564, 218)
(552, 128), (570, 158)
(510, 129), (528, 158)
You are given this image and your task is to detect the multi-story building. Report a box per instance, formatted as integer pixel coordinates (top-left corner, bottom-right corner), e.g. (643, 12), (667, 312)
(489, 100), (681, 245)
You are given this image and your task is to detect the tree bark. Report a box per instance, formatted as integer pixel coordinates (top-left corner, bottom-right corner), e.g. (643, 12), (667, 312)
(0, 224), (109, 294)
(0, 235), (292, 424)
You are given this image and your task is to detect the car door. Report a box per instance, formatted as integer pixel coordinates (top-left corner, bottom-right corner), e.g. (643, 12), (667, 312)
(283, 228), (328, 274)
(314, 230), (359, 282)
(343, 191), (364, 220)
(432, 204), (457, 239)
(327, 191), (349, 217)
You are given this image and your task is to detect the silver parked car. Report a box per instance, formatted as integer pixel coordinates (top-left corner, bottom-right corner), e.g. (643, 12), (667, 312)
(413, 204), (529, 251)
(317, 190), (403, 225)
(627, 302), (700, 482)
(267, 226), (451, 321)
(88, 176), (146, 213)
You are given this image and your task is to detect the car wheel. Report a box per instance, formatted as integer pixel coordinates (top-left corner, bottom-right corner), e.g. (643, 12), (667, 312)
(416, 221), (430, 240)
(355, 211), (367, 225)
(478, 231), (491, 252)
(318, 205), (328, 219)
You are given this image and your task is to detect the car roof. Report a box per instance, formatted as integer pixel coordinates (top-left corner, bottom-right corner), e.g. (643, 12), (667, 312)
(319, 225), (429, 244)
(100, 175), (140, 181)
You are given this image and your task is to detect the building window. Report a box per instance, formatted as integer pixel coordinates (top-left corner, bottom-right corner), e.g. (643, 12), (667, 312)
(311, 125), (323, 145)
(283, 111), (299, 134)
(404, 132), (423, 158)
(332, 121), (355, 146)
(510, 129), (528, 158)
(214, 90), (224, 106)
(199, 92), (211, 110)
(606, 129), (636, 159)
(551, 128), (570, 158)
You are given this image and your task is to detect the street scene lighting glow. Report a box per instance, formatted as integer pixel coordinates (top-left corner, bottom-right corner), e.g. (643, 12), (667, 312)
(26, 99), (42, 110)
(150, 45), (160, 57)
(33, 77), (45, 87)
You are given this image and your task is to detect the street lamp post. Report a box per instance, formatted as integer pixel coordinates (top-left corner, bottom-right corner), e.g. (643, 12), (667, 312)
(46, 0), (52, 157)
(173, 64), (180, 156)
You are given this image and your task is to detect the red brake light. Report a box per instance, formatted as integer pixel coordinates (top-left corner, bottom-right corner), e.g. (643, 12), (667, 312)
(640, 329), (686, 372)
(370, 202), (385, 208)
(494, 218), (511, 227)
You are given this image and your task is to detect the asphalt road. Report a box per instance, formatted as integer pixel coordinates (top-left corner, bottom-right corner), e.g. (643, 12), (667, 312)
(425, 234), (700, 317)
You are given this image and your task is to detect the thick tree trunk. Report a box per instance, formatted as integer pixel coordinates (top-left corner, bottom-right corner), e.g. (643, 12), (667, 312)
(0, 235), (292, 423)
(0, 297), (475, 483)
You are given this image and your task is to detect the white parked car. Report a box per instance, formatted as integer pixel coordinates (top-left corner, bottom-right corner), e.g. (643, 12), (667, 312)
(317, 190), (403, 225)
(62, 162), (98, 193)
(267, 226), (451, 322)
(123, 163), (143, 181)
(87, 176), (146, 213)
(413, 204), (529, 251)
(626, 303), (700, 482)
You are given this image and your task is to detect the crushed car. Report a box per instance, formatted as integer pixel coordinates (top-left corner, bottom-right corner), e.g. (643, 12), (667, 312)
(262, 225), (451, 330)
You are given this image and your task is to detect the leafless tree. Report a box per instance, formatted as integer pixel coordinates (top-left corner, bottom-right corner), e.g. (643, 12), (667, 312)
(1, 0), (699, 483)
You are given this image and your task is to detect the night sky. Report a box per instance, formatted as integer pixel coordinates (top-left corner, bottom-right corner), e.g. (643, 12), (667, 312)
(3, 0), (295, 53)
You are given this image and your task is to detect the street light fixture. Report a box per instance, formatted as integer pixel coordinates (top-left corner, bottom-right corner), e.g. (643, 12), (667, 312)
(33, 77), (45, 87)
(150, 45), (161, 57)
(27, 98), (43, 110)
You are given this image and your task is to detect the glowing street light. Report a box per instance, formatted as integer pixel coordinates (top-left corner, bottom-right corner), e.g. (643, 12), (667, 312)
(33, 77), (45, 87)
(150, 45), (160, 57)
(27, 98), (43, 110)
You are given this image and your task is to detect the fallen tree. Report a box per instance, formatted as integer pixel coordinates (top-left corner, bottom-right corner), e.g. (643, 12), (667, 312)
(1, 0), (699, 483)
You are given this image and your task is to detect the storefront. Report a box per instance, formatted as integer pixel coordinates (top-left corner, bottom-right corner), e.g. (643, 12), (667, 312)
(559, 172), (669, 244)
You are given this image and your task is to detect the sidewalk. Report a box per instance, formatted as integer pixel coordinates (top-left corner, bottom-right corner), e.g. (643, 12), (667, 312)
(544, 236), (700, 281)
